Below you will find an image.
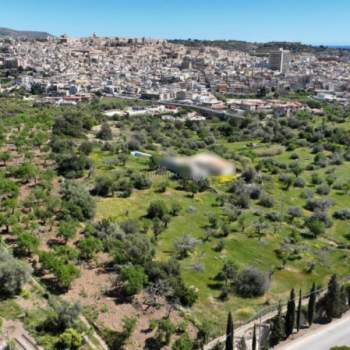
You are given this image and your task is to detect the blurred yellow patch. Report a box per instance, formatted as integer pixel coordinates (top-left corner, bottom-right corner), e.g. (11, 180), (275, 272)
(213, 174), (238, 184)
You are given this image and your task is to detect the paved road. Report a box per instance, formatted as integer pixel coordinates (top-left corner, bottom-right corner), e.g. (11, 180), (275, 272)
(277, 313), (350, 350)
(113, 94), (244, 120)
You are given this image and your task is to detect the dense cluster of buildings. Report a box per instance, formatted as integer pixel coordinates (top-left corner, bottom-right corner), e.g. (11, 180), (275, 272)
(1, 35), (350, 108)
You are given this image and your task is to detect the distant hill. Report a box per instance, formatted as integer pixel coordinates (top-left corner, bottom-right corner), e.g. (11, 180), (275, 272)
(0, 27), (53, 39)
(169, 39), (342, 55)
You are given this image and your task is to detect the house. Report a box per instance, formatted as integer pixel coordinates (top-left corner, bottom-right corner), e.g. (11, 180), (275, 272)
(160, 153), (235, 180)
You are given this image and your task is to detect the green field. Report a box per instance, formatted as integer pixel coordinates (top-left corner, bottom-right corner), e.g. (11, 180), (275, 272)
(92, 136), (350, 331)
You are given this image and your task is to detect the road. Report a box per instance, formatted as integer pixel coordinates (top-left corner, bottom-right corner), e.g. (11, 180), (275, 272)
(277, 313), (350, 350)
(112, 94), (244, 120)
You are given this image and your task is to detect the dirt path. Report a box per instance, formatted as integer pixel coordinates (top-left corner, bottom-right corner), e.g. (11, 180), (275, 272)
(1, 320), (43, 350)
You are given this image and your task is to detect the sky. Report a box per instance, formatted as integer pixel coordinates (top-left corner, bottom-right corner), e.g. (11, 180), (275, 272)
(0, 0), (349, 45)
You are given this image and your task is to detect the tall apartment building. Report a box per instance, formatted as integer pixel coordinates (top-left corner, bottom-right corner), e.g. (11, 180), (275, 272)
(269, 48), (290, 73)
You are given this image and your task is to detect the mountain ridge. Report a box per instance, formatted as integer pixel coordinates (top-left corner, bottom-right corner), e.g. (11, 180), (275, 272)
(0, 27), (54, 39)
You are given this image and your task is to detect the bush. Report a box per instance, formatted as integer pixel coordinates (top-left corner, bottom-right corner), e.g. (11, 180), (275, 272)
(78, 236), (103, 260)
(120, 265), (148, 296)
(0, 250), (32, 297)
(132, 174), (152, 190)
(305, 217), (325, 237)
(172, 332), (193, 350)
(56, 154), (91, 179)
(235, 267), (270, 298)
(57, 328), (83, 349)
(259, 193), (274, 208)
(92, 176), (113, 197)
(61, 181), (96, 221)
(16, 232), (39, 256)
(79, 141), (94, 155)
(293, 177), (305, 188)
(147, 200), (168, 219)
(316, 184), (330, 196)
(97, 122), (112, 140)
(333, 209), (350, 220)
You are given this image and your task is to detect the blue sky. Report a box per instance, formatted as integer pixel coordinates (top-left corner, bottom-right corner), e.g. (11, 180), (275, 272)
(0, 0), (349, 44)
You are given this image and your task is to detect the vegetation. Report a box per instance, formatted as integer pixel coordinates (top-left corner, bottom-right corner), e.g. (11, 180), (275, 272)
(2, 96), (350, 347)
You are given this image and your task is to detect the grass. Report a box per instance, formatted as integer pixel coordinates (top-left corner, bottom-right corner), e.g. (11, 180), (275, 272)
(90, 127), (350, 334)
(0, 299), (22, 319)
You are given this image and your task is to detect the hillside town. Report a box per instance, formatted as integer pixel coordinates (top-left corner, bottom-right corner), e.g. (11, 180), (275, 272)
(0, 35), (350, 111)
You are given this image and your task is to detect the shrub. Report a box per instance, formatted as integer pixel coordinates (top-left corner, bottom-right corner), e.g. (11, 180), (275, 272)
(174, 235), (199, 259)
(259, 193), (274, 208)
(311, 173), (323, 185)
(305, 217), (325, 237)
(78, 236), (103, 260)
(57, 328), (83, 349)
(288, 207), (304, 219)
(92, 176), (113, 197)
(120, 265), (148, 296)
(172, 332), (193, 350)
(16, 232), (39, 256)
(132, 174), (152, 190)
(97, 122), (112, 140)
(61, 181), (96, 221)
(0, 250), (32, 297)
(333, 209), (350, 220)
(147, 200), (168, 219)
(235, 267), (270, 298)
(293, 177), (305, 188)
(316, 184), (330, 196)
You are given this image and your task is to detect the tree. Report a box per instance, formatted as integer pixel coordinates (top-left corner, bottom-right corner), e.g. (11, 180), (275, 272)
(221, 261), (238, 288)
(13, 163), (39, 184)
(120, 265), (148, 296)
(172, 332), (193, 350)
(78, 236), (103, 260)
(325, 274), (342, 321)
(102, 317), (136, 349)
(296, 289), (302, 332)
(92, 176), (113, 197)
(79, 141), (94, 155)
(39, 252), (80, 290)
(147, 200), (168, 219)
(307, 283), (316, 326)
(16, 232), (39, 256)
(0, 152), (10, 166)
(196, 320), (214, 350)
(61, 181), (96, 221)
(235, 268), (270, 298)
(57, 328), (83, 349)
(225, 312), (234, 350)
(58, 221), (78, 243)
(252, 325), (257, 350)
(238, 337), (247, 350)
(155, 319), (176, 346)
(0, 250), (32, 297)
(48, 298), (81, 332)
(97, 122), (112, 140)
(174, 234), (199, 259)
(269, 303), (285, 347)
(285, 289), (296, 337)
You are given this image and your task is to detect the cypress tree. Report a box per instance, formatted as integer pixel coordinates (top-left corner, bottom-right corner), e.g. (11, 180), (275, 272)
(346, 284), (350, 308)
(307, 283), (316, 327)
(225, 312), (234, 350)
(340, 285), (348, 314)
(238, 337), (247, 350)
(325, 274), (342, 321)
(285, 288), (296, 337)
(269, 303), (285, 347)
(260, 328), (270, 350)
(296, 289), (302, 332)
(252, 324), (257, 350)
